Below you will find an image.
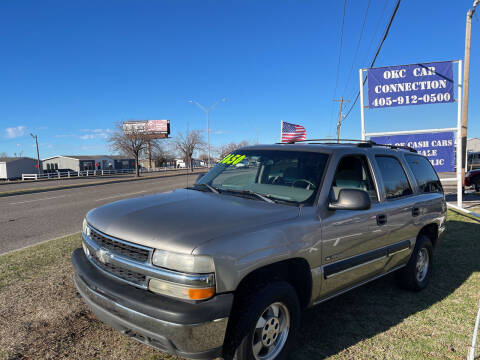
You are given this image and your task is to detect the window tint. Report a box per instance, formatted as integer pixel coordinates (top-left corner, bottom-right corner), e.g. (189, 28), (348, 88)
(375, 156), (413, 200)
(331, 155), (378, 202)
(405, 155), (443, 193)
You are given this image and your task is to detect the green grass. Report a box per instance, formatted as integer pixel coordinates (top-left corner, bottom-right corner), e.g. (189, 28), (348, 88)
(0, 233), (82, 289)
(0, 210), (479, 359)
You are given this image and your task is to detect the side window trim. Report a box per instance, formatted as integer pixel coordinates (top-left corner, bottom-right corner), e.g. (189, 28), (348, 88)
(375, 155), (414, 201)
(330, 153), (380, 203)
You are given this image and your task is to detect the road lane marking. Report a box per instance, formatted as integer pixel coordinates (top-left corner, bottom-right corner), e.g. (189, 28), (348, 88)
(95, 190), (147, 201)
(9, 195), (67, 205)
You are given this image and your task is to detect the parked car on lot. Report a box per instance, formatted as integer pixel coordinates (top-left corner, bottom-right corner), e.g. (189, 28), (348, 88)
(465, 169), (480, 192)
(73, 140), (446, 360)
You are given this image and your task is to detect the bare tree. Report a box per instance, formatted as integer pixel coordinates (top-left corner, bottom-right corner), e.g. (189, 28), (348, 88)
(199, 153), (209, 164)
(151, 141), (175, 167)
(173, 130), (206, 171)
(108, 122), (148, 177)
(219, 140), (250, 158)
(0, 152), (8, 158)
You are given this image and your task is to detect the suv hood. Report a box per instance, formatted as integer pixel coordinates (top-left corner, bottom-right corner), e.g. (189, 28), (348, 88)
(86, 188), (299, 254)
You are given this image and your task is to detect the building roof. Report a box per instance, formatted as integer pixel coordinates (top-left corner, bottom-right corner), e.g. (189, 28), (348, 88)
(0, 157), (38, 163)
(42, 155), (134, 161)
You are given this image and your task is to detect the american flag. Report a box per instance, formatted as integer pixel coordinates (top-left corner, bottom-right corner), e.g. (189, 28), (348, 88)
(281, 121), (306, 143)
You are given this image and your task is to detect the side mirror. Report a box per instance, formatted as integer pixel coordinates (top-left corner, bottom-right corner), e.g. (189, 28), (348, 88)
(195, 173), (206, 183)
(329, 189), (371, 211)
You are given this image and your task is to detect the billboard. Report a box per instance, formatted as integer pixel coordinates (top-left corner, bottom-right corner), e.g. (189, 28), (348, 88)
(123, 120), (170, 139)
(370, 131), (455, 172)
(367, 61), (454, 109)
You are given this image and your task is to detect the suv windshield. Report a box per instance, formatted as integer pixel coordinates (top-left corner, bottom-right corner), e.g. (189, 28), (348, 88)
(196, 150), (329, 205)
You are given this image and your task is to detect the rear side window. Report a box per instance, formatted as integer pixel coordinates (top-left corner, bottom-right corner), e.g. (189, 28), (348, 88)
(405, 155), (443, 193)
(375, 156), (413, 200)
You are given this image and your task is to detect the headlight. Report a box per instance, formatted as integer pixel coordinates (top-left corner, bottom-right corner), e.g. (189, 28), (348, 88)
(82, 218), (88, 235)
(152, 249), (215, 274)
(148, 278), (215, 300)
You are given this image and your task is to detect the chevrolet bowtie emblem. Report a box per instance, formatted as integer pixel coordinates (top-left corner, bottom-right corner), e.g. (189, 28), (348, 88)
(97, 249), (108, 264)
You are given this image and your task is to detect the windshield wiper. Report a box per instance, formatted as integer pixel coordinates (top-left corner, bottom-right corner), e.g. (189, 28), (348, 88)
(221, 189), (275, 203)
(192, 183), (219, 194)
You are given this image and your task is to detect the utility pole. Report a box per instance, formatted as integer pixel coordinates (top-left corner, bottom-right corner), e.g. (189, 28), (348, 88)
(461, 0), (479, 187)
(333, 97), (350, 143)
(146, 140), (152, 169)
(30, 133), (40, 175)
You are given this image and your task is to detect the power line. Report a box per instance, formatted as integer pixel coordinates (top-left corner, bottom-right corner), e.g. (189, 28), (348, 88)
(333, 0), (348, 98)
(342, 0), (371, 97)
(361, 0), (390, 74)
(329, 0), (348, 137)
(342, 0), (402, 122)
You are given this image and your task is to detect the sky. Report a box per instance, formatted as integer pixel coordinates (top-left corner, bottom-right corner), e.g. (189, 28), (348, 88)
(0, 0), (479, 159)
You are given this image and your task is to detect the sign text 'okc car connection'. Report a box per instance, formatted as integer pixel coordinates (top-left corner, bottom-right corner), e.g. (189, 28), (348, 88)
(367, 61), (454, 108)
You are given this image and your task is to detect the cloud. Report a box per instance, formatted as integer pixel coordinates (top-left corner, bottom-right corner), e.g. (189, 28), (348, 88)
(80, 128), (112, 139)
(5, 126), (27, 138)
(55, 129), (112, 140)
(79, 134), (95, 140)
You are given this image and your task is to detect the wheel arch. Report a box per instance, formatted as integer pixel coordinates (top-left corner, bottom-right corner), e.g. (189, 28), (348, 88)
(418, 222), (439, 248)
(233, 258), (312, 310)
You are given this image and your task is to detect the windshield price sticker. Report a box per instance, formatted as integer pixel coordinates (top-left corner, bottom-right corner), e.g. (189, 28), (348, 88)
(367, 62), (454, 109)
(221, 154), (246, 165)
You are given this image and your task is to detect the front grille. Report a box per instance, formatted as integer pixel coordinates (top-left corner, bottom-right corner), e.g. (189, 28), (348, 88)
(89, 227), (150, 263)
(90, 252), (147, 285)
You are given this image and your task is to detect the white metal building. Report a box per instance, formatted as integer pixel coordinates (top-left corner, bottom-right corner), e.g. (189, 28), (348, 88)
(467, 138), (480, 152)
(0, 157), (40, 180)
(42, 155), (135, 172)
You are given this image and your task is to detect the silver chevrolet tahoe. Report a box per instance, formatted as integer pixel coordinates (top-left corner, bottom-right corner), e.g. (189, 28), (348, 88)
(72, 141), (447, 360)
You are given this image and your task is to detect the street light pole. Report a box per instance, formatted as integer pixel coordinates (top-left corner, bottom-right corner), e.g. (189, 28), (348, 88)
(30, 133), (40, 175)
(188, 98), (226, 167)
(461, 0), (479, 186)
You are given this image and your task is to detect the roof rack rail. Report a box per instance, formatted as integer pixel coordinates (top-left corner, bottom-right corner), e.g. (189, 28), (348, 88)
(276, 138), (372, 145)
(275, 138), (417, 153)
(369, 141), (417, 153)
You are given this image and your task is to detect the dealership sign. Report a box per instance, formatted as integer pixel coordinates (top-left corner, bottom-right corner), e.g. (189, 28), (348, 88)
(367, 62), (454, 108)
(370, 131), (455, 172)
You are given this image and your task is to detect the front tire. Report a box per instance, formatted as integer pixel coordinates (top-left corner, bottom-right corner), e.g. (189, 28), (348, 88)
(396, 235), (433, 291)
(224, 281), (300, 360)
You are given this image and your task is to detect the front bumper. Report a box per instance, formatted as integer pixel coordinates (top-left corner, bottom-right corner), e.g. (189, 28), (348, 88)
(72, 248), (233, 359)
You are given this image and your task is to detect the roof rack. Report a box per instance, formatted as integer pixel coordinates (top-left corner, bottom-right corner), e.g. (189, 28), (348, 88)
(369, 141), (417, 153)
(276, 138), (371, 145)
(275, 138), (417, 153)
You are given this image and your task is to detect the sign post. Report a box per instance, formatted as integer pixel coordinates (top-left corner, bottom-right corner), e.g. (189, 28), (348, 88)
(360, 60), (463, 207)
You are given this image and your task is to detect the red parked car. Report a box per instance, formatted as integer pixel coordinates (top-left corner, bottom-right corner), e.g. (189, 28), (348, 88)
(465, 169), (480, 192)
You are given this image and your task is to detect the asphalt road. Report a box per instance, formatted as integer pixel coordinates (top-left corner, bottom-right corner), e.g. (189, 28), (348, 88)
(1, 170), (478, 255)
(0, 173), (200, 255)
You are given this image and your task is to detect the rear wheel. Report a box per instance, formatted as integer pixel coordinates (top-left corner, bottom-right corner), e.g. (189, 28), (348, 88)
(396, 235), (433, 291)
(224, 282), (300, 360)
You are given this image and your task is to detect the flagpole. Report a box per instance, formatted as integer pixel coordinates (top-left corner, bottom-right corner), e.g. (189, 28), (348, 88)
(280, 120), (283, 143)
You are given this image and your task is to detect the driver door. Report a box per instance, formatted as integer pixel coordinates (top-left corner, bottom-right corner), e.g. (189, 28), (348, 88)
(321, 154), (389, 297)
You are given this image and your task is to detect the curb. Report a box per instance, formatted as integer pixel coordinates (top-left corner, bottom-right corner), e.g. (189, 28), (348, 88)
(0, 170), (206, 198)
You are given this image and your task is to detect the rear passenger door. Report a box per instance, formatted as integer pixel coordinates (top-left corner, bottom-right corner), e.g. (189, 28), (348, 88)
(374, 155), (418, 271)
(321, 154), (390, 297)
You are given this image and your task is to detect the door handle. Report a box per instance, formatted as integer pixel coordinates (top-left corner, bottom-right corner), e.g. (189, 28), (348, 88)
(412, 207), (420, 217)
(376, 214), (387, 226)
